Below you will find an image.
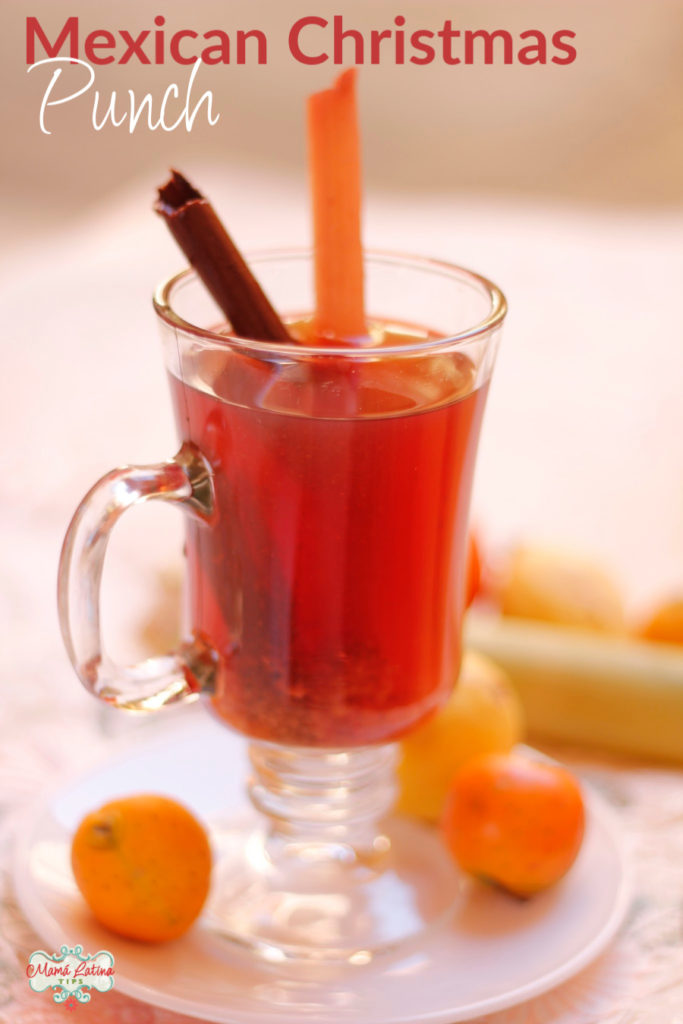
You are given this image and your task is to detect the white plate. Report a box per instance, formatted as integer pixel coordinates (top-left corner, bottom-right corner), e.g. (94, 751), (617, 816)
(13, 715), (631, 1024)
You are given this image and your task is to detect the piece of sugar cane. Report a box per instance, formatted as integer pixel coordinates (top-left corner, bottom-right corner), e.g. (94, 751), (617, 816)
(307, 68), (367, 341)
(466, 613), (683, 765)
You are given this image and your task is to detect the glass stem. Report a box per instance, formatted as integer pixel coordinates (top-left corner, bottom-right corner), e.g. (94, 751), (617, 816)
(247, 742), (398, 865)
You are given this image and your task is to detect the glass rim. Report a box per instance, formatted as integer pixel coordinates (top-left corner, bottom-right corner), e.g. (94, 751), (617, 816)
(153, 249), (507, 359)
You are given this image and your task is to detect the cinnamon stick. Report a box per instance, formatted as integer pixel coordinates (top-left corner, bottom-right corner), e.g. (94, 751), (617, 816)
(155, 170), (291, 342)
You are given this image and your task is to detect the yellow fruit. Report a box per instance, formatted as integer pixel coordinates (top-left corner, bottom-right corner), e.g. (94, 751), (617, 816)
(398, 651), (524, 822)
(71, 794), (212, 942)
(499, 545), (625, 633)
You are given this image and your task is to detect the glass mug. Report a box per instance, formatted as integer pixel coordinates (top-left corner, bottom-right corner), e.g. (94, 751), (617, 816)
(58, 251), (505, 962)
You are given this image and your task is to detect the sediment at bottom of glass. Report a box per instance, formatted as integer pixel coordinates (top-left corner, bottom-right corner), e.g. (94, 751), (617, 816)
(202, 740), (462, 964)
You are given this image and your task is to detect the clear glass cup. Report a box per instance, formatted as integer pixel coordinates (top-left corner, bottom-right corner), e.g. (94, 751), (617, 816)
(58, 251), (506, 963)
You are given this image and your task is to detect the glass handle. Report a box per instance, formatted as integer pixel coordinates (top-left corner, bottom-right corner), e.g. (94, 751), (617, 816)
(57, 442), (217, 711)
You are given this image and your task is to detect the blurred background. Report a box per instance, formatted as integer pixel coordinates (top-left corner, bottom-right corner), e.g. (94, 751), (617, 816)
(1, 0), (682, 722)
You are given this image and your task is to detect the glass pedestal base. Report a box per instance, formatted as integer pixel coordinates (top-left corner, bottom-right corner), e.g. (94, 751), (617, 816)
(202, 741), (462, 964)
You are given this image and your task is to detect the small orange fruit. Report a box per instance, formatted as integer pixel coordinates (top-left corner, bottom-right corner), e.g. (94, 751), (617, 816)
(640, 597), (683, 646)
(465, 533), (482, 609)
(71, 794), (212, 942)
(441, 752), (585, 898)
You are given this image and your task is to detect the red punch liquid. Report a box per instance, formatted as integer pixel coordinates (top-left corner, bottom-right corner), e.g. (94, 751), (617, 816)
(170, 322), (488, 746)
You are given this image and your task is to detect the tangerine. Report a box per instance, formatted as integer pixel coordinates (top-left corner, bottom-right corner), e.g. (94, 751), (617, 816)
(441, 752), (585, 897)
(465, 533), (482, 609)
(71, 794), (212, 942)
(640, 597), (683, 646)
